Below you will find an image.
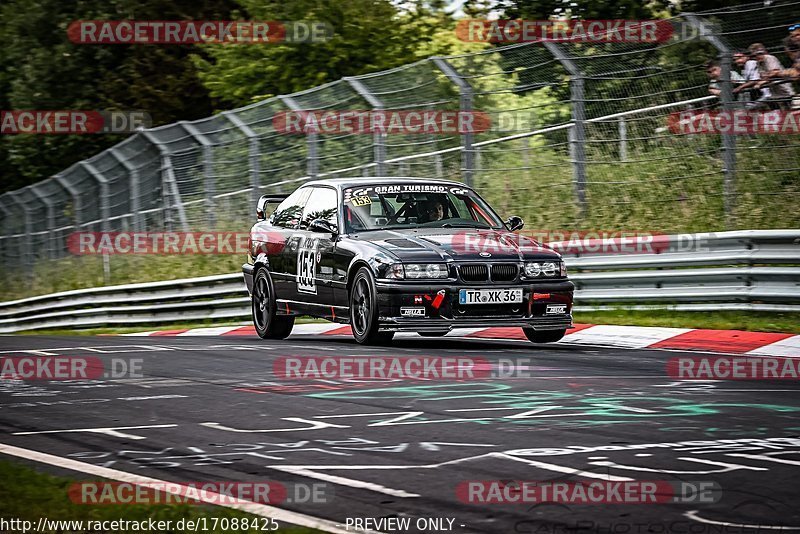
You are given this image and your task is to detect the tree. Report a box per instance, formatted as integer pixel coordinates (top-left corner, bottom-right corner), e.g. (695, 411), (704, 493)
(0, 0), (239, 193)
(193, 0), (466, 107)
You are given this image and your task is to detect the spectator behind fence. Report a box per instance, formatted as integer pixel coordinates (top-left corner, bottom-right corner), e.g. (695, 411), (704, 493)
(780, 25), (800, 86)
(706, 60), (744, 103)
(748, 43), (795, 109)
(732, 50), (769, 108)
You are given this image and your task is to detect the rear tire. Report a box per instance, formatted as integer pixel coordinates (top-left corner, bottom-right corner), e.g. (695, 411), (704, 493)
(350, 267), (393, 345)
(252, 269), (294, 339)
(418, 331), (449, 337)
(523, 328), (566, 343)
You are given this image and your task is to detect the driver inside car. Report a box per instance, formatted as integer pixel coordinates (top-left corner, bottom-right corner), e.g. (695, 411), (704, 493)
(420, 198), (445, 223)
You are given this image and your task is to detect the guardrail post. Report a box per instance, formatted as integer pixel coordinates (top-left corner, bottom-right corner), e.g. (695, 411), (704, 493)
(181, 122), (216, 228)
(432, 58), (474, 187)
(223, 111), (262, 207)
(109, 146), (142, 232)
(345, 77), (386, 176)
(683, 13), (736, 229)
(140, 131), (189, 232)
(279, 95), (318, 179)
(544, 42), (587, 218)
(29, 184), (58, 260)
(618, 117), (628, 162)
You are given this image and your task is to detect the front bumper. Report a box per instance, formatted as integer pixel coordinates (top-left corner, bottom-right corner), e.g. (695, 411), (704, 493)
(375, 279), (574, 333)
(242, 263), (254, 294)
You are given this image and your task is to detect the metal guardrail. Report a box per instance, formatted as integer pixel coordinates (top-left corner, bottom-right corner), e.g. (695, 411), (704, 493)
(0, 230), (797, 333)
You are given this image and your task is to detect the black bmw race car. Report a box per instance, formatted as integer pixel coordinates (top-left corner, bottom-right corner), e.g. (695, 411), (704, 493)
(242, 177), (574, 345)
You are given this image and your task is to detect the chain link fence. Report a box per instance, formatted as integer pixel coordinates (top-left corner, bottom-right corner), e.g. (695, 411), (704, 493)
(1, 2), (799, 293)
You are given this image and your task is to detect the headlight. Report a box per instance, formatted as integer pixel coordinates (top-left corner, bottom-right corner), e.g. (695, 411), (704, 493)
(560, 262), (568, 277)
(406, 263), (448, 279)
(524, 262), (541, 277)
(385, 263), (405, 279)
(524, 261), (563, 278)
(385, 263), (448, 279)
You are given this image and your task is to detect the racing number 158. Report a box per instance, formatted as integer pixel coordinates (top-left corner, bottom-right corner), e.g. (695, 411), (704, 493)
(297, 238), (317, 294)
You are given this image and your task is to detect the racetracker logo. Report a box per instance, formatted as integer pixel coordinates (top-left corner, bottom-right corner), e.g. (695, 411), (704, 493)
(274, 356), (492, 380)
(457, 480), (720, 504)
(667, 357), (800, 380)
(455, 19), (674, 43)
(273, 357), (578, 380)
(452, 230), (671, 256)
(68, 20), (333, 44)
(67, 232), (285, 255)
(273, 110), (492, 135)
(69, 482), (290, 505)
(668, 111), (800, 135)
(0, 357), (142, 380)
(0, 111), (151, 134)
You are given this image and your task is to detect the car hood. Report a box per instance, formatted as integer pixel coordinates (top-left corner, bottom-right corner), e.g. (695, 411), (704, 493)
(353, 228), (561, 262)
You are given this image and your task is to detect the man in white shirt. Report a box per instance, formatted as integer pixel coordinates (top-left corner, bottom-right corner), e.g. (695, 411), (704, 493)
(732, 50), (770, 108)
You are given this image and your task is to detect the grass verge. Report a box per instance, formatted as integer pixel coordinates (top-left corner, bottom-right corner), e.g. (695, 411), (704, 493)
(0, 460), (325, 533)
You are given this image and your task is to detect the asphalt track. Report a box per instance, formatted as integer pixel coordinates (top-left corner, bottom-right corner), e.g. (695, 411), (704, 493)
(1, 333), (799, 533)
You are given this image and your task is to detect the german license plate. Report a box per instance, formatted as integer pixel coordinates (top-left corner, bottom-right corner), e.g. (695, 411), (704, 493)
(459, 288), (523, 305)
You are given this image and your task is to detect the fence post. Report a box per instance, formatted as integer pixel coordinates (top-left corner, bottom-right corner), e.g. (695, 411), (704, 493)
(181, 122), (216, 228)
(544, 42), (587, 218)
(279, 95), (318, 179)
(8, 191), (33, 282)
(618, 117), (628, 162)
(29, 184), (57, 260)
(432, 57), (474, 187)
(140, 131), (189, 232)
(109, 147), (142, 232)
(55, 173), (81, 231)
(0, 196), (13, 272)
(223, 111), (261, 207)
(345, 77), (386, 175)
(80, 162), (111, 233)
(683, 13), (736, 229)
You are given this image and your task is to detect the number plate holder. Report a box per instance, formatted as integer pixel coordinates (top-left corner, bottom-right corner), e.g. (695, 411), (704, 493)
(459, 288), (523, 305)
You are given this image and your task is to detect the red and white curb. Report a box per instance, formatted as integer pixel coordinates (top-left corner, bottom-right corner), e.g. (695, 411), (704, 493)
(121, 323), (800, 357)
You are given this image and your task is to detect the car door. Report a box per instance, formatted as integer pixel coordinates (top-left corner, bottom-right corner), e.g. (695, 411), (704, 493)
(296, 186), (339, 309)
(267, 186), (311, 302)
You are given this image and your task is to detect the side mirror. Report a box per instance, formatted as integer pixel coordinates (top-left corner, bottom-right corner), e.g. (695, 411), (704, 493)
(309, 218), (338, 235)
(505, 216), (524, 232)
(256, 194), (288, 221)
(256, 196), (269, 221)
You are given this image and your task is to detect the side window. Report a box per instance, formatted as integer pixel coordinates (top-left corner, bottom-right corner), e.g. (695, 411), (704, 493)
(301, 187), (338, 229)
(270, 187), (311, 229)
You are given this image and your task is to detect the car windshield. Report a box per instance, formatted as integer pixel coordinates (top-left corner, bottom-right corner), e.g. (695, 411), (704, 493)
(342, 183), (504, 233)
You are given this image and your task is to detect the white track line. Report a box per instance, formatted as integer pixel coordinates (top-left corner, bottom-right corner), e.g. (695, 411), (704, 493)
(0, 442), (376, 534)
(684, 510), (800, 530)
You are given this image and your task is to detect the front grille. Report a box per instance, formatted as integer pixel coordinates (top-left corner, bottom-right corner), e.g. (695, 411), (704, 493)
(491, 264), (518, 281)
(460, 264), (488, 282)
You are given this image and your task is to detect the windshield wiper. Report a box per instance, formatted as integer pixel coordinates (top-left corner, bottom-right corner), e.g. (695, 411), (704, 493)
(440, 222), (490, 229)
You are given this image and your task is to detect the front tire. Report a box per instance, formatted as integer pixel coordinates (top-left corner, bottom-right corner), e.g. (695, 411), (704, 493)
(350, 267), (393, 345)
(523, 328), (566, 343)
(252, 268), (294, 339)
